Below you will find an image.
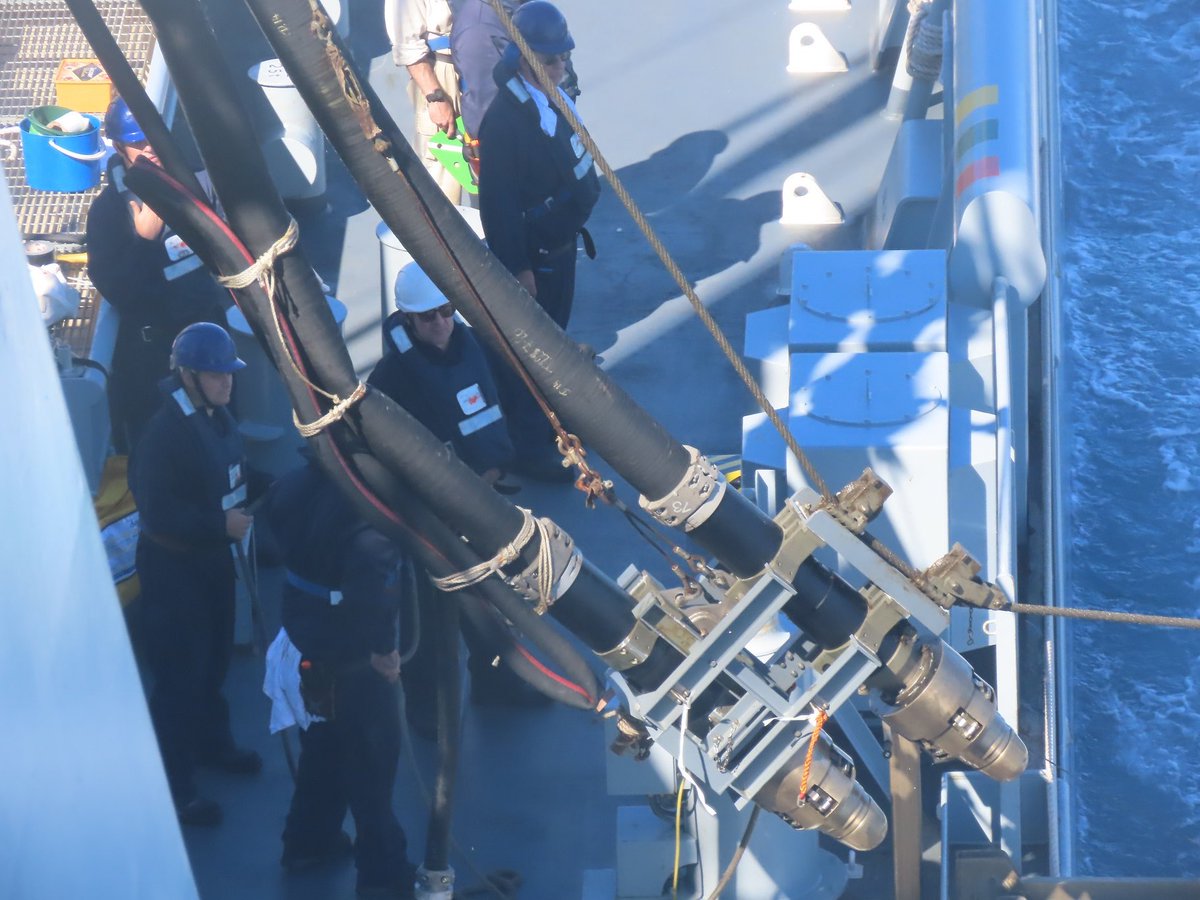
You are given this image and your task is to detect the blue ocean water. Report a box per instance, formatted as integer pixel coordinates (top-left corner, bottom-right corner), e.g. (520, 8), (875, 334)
(1059, 0), (1200, 877)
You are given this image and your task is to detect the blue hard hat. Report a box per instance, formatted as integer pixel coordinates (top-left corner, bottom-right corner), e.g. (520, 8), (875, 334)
(170, 322), (246, 373)
(512, 1), (574, 55)
(104, 97), (146, 144)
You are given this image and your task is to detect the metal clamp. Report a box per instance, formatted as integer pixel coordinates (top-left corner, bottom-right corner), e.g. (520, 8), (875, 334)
(598, 618), (658, 671)
(921, 544), (1006, 611)
(638, 445), (727, 531)
(506, 518), (583, 613)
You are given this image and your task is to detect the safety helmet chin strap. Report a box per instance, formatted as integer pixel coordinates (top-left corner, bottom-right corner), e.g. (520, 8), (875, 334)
(180, 368), (218, 412)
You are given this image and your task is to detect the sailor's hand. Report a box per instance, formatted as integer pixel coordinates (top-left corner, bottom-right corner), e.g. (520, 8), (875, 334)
(127, 195), (164, 240)
(225, 508), (253, 541)
(371, 650), (401, 684)
(516, 269), (537, 298)
(430, 100), (456, 137)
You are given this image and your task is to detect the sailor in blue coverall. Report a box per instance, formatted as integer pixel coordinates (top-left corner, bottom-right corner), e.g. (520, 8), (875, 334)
(129, 323), (260, 828)
(368, 263), (514, 483)
(87, 98), (228, 452)
(264, 457), (416, 898)
(476, 2), (599, 472)
(477, 1), (598, 330)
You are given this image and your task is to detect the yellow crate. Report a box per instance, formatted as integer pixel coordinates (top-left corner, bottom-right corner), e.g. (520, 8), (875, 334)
(54, 58), (114, 114)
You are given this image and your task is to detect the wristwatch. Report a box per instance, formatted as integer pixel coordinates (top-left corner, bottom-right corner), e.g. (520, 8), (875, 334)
(425, 88), (450, 105)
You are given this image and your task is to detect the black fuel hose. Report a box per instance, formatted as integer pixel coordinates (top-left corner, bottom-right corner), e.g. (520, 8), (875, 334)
(231, 0), (880, 651)
(209, 2), (1025, 787)
(126, 159), (600, 710)
(235, 0), (782, 580)
(140, 0), (652, 675)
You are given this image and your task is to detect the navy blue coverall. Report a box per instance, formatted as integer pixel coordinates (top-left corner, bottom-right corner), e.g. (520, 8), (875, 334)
(478, 59), (600, 455)
(478, 59), (600, 331)
(129, 375), (247, 806)
(87, 157), (228, 451)
(368, 312), (514, 475)
(264, 461), (414, 894)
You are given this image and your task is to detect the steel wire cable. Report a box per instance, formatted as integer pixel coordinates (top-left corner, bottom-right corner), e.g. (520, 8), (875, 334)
(483, 0), (937, 587)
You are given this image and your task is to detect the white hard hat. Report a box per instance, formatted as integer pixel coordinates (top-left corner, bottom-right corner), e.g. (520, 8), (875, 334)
(394, 263), (448, 314)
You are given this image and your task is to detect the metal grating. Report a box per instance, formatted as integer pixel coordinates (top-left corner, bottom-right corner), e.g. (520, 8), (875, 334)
(0, 0), (155, 354)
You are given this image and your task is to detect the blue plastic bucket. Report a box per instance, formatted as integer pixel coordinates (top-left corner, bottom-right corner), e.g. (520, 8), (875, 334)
(19, 112), (105, 192)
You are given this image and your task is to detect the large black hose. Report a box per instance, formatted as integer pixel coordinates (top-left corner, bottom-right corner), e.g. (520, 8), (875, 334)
(125, 159), (600, 710)
(229, 0), (884, 662)
(235, 0), (784, 579)
(62, 0), (203, 198)
(139, 0), (652, 672)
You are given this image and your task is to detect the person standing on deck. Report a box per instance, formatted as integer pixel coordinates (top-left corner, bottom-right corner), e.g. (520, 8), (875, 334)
(477, 0), (599, 474)
(262, 456), (417, 899)
(129, 323), (261, 828)
(386, 0), (464, 204)
(368, 263), (515, 487)
(86, 97), (229, 453)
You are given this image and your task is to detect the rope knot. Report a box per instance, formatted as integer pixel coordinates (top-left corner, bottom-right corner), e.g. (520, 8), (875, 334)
(217, 218), (299, 296)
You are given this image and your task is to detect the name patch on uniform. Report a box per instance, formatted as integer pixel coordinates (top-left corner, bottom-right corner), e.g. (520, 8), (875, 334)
(163, 232), (197, 262)
(163, 254), (204, 282)
(458, 404), (502, 436)
(457, 383), (486, 416)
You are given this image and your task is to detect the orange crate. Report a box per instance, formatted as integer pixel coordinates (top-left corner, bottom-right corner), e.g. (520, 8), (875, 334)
(54, 58), (114, 114)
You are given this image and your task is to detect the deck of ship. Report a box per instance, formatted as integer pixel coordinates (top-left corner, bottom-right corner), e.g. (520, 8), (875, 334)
(0, 0), (156, 355)
(19, 0), (910, 896)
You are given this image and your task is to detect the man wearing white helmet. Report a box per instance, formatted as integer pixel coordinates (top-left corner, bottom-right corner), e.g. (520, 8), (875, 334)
(368, 263), (513, 481)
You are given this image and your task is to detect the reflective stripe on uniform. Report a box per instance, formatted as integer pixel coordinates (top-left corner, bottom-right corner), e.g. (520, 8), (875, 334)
(458, 403), (502, 436)
(221, 483), (247, 511)
(163, 254), (204, 282)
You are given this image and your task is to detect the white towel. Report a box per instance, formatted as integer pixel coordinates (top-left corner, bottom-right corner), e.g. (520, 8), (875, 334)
(262, 628), (324, 733)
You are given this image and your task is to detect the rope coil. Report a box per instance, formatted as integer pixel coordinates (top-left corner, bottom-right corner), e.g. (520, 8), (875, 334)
(216, 216), (299, 294)
(217, 216), (367, 437)
(430, 508), (557, 612)
(293, 381), (367, 436)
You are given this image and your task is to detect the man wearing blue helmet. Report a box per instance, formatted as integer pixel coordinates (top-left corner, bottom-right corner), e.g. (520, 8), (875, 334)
(129, 322), (261, 828)
(476, 0), (600, 473)
(87, 96), (228, 452)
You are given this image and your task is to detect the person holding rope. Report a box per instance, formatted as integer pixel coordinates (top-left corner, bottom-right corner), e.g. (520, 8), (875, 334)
(261, 453), (418, 897)
(129, 322), (261, 828)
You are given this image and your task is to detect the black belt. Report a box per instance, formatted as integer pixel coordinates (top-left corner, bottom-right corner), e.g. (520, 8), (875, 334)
(536, 227), (595, 260)
(139, 324), (169, 344)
